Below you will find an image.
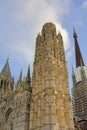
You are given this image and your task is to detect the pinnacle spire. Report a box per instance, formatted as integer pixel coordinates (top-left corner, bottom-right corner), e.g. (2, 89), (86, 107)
(26, 65), (31, 86)
(73, 28), (85, 67)
(18, 69), (22, 81)
(1, 58), (12, 78)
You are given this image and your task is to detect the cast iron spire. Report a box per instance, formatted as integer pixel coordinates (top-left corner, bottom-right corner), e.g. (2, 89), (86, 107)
(73, 28), (85, 67)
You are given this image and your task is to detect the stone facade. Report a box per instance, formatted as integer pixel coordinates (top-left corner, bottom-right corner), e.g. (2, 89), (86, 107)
(0, 62), (31, 130)
(0, 22), (74, 130)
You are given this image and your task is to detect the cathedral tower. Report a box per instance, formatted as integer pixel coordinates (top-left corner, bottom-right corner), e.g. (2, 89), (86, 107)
(29, 23), (74, 130)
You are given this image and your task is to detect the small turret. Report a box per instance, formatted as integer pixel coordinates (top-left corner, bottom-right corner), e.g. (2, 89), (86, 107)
(16, 69), (23, 85)
(1, 58), (12, 78)
(0, 59), (14, 97)
(18, 69), (22, 81)
(25, 65), (31, 86)
(16, 69), (23, 92)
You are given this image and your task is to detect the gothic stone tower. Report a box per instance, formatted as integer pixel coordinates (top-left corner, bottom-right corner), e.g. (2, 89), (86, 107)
(29, 23), (74, 130)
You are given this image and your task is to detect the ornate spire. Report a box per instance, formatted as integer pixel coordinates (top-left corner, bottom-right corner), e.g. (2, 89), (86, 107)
(26, 65), (31, 86)
(73, 28), (85, 67)
(1, 58), (12, 78)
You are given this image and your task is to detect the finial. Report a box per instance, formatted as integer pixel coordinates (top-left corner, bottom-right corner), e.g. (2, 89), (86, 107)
(73, 27), (77, 38)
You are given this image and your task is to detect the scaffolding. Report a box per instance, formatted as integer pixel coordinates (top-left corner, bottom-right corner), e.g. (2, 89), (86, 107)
(72, 80), (87, 120)
(72, 80), (87, 130)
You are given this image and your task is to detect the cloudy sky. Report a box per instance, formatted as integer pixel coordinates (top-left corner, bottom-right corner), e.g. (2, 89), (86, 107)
(0, 0), (87, 89)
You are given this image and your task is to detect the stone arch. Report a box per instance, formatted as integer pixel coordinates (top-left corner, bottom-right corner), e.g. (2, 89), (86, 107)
(5, 108), (12, 122)
(5, 108), (13, 130)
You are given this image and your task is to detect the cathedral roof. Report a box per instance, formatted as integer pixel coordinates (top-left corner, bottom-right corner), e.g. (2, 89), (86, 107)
(1, 58), (12, 78)
(73, 28), (85, 68)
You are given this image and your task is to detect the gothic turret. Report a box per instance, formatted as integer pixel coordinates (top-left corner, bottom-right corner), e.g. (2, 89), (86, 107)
(15, 69), (22, 89)
(16, 69), (23, 89)
(18, 69), (22, 81)
(1, 58), (12, 78)
(25, 65), (31, 86)
(73, 28), (85, 67)
(0, 59), (14, 98)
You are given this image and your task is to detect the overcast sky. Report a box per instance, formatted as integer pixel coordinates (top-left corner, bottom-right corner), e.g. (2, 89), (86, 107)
(0, 0), (87, 90)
